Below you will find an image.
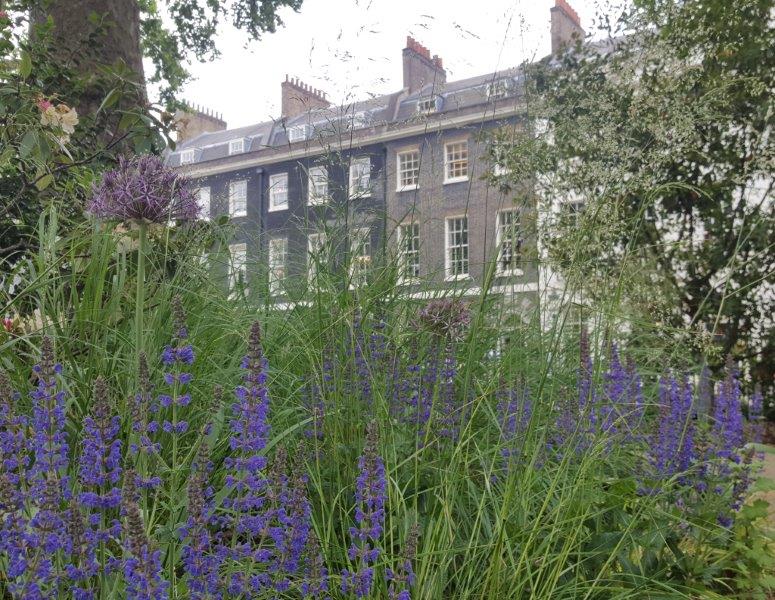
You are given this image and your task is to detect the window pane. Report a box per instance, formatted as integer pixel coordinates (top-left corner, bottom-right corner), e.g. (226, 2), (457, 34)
(398, 223), (420, 282)
(446, 217), (469, 277)
(269, 173), (288, 209)
(350, 227), (371, 286)
(229, 180), (247, 217)
(445, 141), (469, 181)
(497, 210), (522, 273)
(197, 187), (210, 219)
(349, 158), (371, 197)
(308, 166), (328, 203)
(268, 237), (288, 295)
(397, 150), (420, 189)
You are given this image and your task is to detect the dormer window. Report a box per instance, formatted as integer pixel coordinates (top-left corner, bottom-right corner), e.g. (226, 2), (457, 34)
(229, 139), (245, 155)
(487, 80), (509, 100)
(180, 149), (195, 165)
(288, 124), (311, 142)
(417, 97), (438, 114)
(351, 112), (368, 129)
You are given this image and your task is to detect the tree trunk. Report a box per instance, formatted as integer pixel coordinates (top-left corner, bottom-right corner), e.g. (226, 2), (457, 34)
(31, 0), (146, 126)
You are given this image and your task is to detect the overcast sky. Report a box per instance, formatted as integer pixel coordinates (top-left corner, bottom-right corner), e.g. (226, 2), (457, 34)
(177, 0), (604, 128)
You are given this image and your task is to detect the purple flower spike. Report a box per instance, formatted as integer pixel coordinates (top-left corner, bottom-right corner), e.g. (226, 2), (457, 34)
(712, 356), (745, 462)
(89, 155), (199, 223)
(652, 373), (695, 479)
(122, 470), (170, 600)
(386, 523), (419, 600)
(343, 421), (387, 599)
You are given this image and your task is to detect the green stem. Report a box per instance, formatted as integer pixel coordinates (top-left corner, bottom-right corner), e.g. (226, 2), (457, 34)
(135, 222), (147, 372)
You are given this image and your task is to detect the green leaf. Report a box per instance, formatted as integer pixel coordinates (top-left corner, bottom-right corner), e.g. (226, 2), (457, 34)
(19, 50), (32, 79)
(98, 88), (121, 113)
(19, 130), (38, 158)
(741, 499), (770, 521)
(0, 146), (14, 167)
(35, 173), (54, 191)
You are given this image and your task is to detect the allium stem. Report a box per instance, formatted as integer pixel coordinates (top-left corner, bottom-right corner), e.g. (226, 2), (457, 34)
(135, 221), (147, 377)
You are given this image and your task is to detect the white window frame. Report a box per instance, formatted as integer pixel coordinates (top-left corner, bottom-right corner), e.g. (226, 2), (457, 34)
(445, 216), (469, 281)
(228, 180), (247, 217)
(307, 166), (328, 205)
(180, 149), (195, 165)
(288, 124), (311, 142)
(307, 232), (327, 288)
(229, 243), (247, 291)
(444, 140), (469, 184)
(349, 157), (371, 198)
(486, 80), (508, 100)
(196, 186), (210, 220)
(495, 209), (523, 276)
(349, 227), (372, 287)
(396, 149), (420, 191)
(417, 97), (437, 114)
(397, 222), (420, 284)
(268, 173), (289, 212)
(229, 138), (245, 155)
(268, 237), (288, 296)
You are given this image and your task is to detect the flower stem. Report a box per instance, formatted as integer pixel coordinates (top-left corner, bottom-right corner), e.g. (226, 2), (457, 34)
(135, 222), (147, 373)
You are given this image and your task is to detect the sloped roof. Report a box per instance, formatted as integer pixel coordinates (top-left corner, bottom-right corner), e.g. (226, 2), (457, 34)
(168, 66), (525, 167)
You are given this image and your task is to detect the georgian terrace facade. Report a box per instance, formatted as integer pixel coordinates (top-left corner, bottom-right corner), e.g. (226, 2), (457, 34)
(169, 3), (586, 310)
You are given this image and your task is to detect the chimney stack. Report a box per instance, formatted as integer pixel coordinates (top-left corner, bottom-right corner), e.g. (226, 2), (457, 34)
(550, 0), (584, 54)
(174, 104), (227, 144)
(402, 36), (446, 94)
(281, 75), (331, 120)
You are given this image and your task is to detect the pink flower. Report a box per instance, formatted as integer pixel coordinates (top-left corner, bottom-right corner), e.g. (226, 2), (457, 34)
(37, 98), (53, 112)
(0, 11), (9, 20)
(2, 317), (13, 333)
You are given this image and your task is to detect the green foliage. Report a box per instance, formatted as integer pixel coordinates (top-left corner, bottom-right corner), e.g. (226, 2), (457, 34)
(500, 0), (774, 396)
(1, 206), (773, 598)
(0, 11), (170, 264)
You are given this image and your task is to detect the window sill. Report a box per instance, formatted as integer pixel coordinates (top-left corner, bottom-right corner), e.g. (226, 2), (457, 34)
(496, 268), (524, 277)
(398, 278), (420, 286)
(396, 184), (418, 193)
(445, 274), (471, 282)
(230, 212), (247, 219)
(308, 199), (327, 206)
(349, 191), (373, 199)
(443, 176), (469, 185)
(268, 204), (288, 213)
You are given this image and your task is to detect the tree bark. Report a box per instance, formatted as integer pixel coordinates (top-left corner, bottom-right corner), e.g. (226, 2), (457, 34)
(31, 0), (146, 120)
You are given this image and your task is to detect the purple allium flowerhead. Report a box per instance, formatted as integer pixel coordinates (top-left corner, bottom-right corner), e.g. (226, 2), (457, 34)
(343, 421), (387, 599)
(416, 299), (471, 341)
(122, 469), (170, 600)
(386, 522), (419, 600)
(88, 155), (199, 223)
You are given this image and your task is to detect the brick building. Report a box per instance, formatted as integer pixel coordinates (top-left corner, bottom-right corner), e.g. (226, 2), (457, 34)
(170, 1), (584, 312)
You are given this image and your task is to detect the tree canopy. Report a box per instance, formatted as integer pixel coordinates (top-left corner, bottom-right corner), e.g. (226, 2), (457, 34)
(500, 0), (774, 394)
